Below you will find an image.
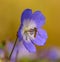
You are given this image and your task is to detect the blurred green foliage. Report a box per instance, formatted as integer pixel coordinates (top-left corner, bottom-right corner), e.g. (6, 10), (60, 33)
(19, 58), (55, 62)
(0, 40), (6, 49)
(19, 58), (60, 62)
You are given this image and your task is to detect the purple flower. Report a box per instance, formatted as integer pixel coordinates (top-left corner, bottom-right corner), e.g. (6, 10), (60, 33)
(0, 49), (5, 58)
(18, 9), (48, 53)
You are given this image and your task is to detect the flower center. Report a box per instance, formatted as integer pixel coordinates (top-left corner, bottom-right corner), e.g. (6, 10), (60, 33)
(24, 27), (37, 40)
(21, 20), (37, 42)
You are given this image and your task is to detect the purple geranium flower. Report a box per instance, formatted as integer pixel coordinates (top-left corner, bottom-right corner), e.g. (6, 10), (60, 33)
(18, 9), (48, 53)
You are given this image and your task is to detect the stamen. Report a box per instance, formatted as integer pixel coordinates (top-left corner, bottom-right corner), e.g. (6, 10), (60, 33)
(26, 34), (28, 40)
(34, 28), (37, 37)
(24, 31), (28, 40)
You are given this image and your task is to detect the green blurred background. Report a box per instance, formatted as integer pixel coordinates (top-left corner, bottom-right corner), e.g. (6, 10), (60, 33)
(0, 0), (60, 48)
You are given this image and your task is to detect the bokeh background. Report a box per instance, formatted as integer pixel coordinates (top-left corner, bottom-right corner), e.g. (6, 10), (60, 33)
(0, 0), (60, 62)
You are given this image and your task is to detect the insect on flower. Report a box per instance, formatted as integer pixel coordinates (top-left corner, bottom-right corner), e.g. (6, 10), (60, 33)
(17, 9), (48, 53)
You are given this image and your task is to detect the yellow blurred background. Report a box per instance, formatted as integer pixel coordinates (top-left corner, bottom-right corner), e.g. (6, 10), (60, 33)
(0, 0), (60, 47)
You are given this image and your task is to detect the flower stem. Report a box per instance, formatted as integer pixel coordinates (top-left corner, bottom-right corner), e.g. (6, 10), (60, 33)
(9, 36), (18, 60)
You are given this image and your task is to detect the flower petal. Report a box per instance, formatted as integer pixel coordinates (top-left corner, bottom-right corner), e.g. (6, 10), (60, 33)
(18, 25), (23, 41)
(32, 29), (48, 46)
(21, 9), (32, 24)
(31, 11), (45, 28)
(0, 49), (4, 58)
(23, 40), (36, 53)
